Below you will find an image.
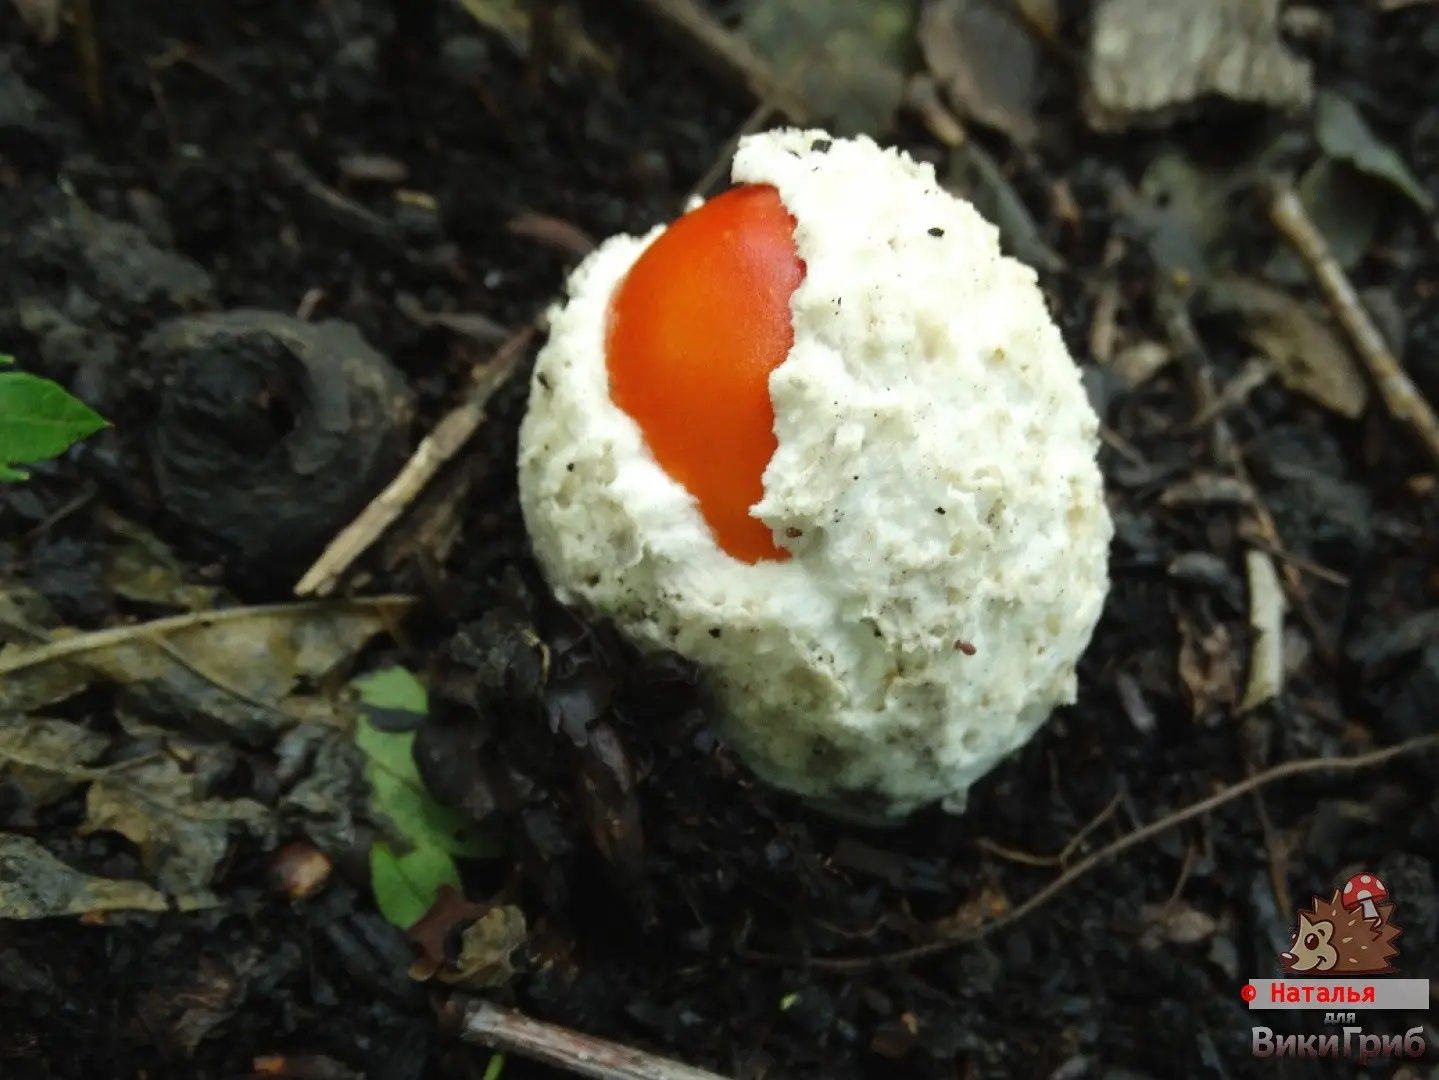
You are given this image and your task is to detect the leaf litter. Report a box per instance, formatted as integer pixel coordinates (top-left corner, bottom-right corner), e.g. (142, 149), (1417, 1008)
(0, 521), (417, 918)
(7, 4), (1439, 1078)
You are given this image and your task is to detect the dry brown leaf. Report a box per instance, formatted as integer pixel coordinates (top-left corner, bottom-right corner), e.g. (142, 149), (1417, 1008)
(1106, 340), (1173, 388)
(0, 832), (168, 918)
(1138, 900), (1219, 949)
(81, 754), (274, 898)
(919, 0), (1041, 146)
(406, 883), (493, 981)
(1175, 610), (1239, 720)
(439, 904), (528, 988)
(1202, 276), (1370, 420)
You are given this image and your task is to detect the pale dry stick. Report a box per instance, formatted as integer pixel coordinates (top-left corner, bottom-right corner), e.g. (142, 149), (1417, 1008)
(451, 999), (733, 1080)
(293, 324), (536, 597)
(622, 0), (811, 124)
(1268, 182), (1439, 466)
(780, 732), (1439, 972)
(0, 597), (415, 677)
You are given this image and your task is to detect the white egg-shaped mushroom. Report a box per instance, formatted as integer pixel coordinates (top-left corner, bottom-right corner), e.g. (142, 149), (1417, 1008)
(516, 127), (1113, 821)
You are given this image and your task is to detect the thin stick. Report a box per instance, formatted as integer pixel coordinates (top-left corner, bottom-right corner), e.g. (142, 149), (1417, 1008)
(1267, 181), (1439, 466)
(293, 324), (535, 597)
(622, 0), (810, 123)
(752, 732), (1439, 971)
(451, 999), (733, 1080)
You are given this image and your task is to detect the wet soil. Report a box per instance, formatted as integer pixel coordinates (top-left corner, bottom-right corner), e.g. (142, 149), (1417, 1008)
(2, 2), (1438, 1080)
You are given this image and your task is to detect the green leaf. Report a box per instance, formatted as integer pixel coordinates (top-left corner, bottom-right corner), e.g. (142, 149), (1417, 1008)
(352, 665), (428, 714)
(350, 666), (500, 860)
(1315, 90), (1435, 214)
(369, 838), (462, 929)
(0, 371), (108, 469)
(359, 721), (498, 858)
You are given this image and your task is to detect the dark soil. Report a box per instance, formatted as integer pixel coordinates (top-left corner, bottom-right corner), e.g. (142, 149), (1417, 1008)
(2, 3), (1437, 1080)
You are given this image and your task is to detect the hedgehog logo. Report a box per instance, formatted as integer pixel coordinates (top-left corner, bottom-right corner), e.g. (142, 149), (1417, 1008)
(1279, 872), (1402, 976)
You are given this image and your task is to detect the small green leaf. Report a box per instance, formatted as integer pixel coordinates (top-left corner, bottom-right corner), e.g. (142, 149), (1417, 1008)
(0, 371), (108, 468)
(481, 1052), (506, 1080)
(355, 715), (498, 858)
(352, 666), (428, 714)
(1315, 90), (1435, 214)
(369, 838), (462, 929)
(350, 666), (501, 862)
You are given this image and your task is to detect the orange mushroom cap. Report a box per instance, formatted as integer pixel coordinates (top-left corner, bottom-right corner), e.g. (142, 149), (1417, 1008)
(604, 184), (806, 564)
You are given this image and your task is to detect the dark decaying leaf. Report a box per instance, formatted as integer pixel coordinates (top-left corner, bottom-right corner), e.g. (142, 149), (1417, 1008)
(274, 725), (373, 860)
(96, 509), (225, 612)
(80, 753), (275, 900)
(134, 947), (264, 1055)
(918, 0), (1041, 146)
(0, 832), (168, 918)
(444, 609), (549, 706)
(0, 717), (111, 818)
(1314, 89), (1434, 213)
(576, 722), (643, 875)
(541, 615), (622, 747)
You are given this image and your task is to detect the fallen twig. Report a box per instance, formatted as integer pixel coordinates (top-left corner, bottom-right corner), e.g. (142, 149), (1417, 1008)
(450, 999), (732, 1080)
(293, 324), (536, 597)
(620, 0), (810, 123)
(757, 732), (1439, 971)
(1267, 181), (1439, 466)
(0, 597), (415, 676)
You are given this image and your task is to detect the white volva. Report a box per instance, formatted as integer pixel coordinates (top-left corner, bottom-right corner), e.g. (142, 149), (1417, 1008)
(516, 128), (1112, 821)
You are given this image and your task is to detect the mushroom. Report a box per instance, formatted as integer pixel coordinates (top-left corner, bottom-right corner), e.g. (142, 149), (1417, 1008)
(516, 129), (1113, 821)
(1341, 872), (1388, 922)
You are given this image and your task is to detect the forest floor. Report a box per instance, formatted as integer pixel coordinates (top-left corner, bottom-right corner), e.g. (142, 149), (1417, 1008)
(2, 1), (1437, 1079)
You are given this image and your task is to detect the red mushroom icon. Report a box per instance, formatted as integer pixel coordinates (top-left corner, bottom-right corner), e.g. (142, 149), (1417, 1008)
(1341, 872), (1388, 923)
